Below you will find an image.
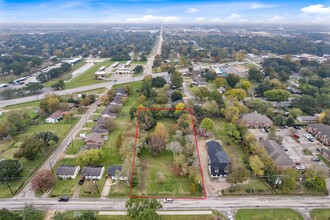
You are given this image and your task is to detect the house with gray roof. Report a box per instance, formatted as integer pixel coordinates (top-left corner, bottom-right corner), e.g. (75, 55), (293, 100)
(110, 95), (123, 106)
(56, 165), (80, 179)
(84, 132), (104, 149)
(81, 166), (105, 180)
(107, 166), (128, 181)
(92, 125), (109, 134)
(116, 88), (128, 97)
(206, 140), (230, 178)
(260, 140), (294, 169)
(239, 113), (273, 128)
(297, 116), (318, 124)
(306, 124), (330, 146)
(101, 105), (118, 119)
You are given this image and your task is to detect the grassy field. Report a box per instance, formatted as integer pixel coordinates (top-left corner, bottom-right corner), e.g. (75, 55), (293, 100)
(43, 60), (87, 87)
(223, 179), (273, 195)
(235, 209), (304, 220)
(65, 60), (113, 89)
(310, 209), (330, 220)
(316, 153), (330, 167)
(50, 178), (78, 197)
(4, 99), (41, 110)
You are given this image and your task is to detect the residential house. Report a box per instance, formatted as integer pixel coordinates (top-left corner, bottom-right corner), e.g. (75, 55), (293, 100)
(238, 113), (273, 128)
(206, 140), (230, 178)
(84, 132), (105, 149)
(56, 165), (80, 179)
(110, 96), (123, 106)
(81, 166), (105, 180)
(92, 125), (109, 134)
(297, 116), (318, 124)
(107, 166), (128, 181)
(306, 124), (330, 146)
(116, 88), (128, 97)
(288, 87), (302, 95)
(45, 110), (64, 123)
(260, 140), (294, 169)
(101, 105), (118, 119)
(193, 78), (207, 87)
(322, 150), (330, 162)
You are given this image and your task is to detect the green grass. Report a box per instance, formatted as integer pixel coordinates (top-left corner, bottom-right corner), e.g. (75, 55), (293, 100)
(235, 209), (303, 220)
(66, 139), (84, 155)
(316, 154), (330, 167)
(65, 60), (113, 89)
(75, 88), (107, 95)
(310, 209), (330, 220)
(43, 60), (87, 87)
(50, 178), (78, 197)
(133, 149), (202, 197)
(223, 179), (273, 195)
(109, 181), (130, 198)
(80, 177), (107, 198)
(4, 100), (41, 110)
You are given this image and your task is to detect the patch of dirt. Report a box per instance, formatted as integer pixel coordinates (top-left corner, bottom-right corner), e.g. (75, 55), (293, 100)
(139, 159), (148, 193)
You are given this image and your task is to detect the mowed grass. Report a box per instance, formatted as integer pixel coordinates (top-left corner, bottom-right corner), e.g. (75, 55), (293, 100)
(43, 60), (87, 87)
(50, 178), (78, 197)
(235, 209), (303, 220)
(310, 209), (330, 220)
(4, 100), (41, 110)
(65, 60), (113, 89)
(134, 149), (201, 197)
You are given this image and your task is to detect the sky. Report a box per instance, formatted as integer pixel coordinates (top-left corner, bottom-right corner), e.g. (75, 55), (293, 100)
(0, 0), (330, 25)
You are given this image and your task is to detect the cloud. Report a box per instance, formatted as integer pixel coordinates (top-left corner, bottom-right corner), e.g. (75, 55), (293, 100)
(267, 15), (288, 24)
(301, 4), (330, 14)
(250, 3), (281, 9)
(209, 13), (248, 24)
(195, 17), (206, 23)
(186, 7), (198, 13)
(125, 15), (180, 23)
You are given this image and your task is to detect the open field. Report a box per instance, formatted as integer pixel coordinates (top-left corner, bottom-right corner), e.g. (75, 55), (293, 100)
(235, 208), (304, 220)
(65, 60), (113, 89)
(310, 209), (330, 220)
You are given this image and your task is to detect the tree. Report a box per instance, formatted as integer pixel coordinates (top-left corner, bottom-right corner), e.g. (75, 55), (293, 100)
(166, 141), (183, 155)
(14, 136), (45, 161)
(289, 108), (303, 118)
(227, 165), (248, 185)
(223, 106), (240, 123)
(304, 167), (327, 192)
(52, 211), (65, 220)
(249, 155), (264, 176)
(156, 93), (168, 104)
(280, 168), (299, 192)
(35, 131), (59, 146)
(224, 88), (247, 101)
(264, 89), (290, 101)
(224, 123), (241, 144)
(25, 83), (43, 94)
(241, 80), (251, 91)
(200, 118), (214, 132)
(226, 74), (240, 88)
(171, 91), (183, 102)
(134, 65), (144, 74)
(0, 88), (17, 99)
(151, 76), (166, 88)
(214, 77), (227, 88)
(22, 205), (43, 220)
(51, 80), (65, 91)
(6, 110), (31, 135)
(103, 118), (116, 131)
(0, 159), (23, 182)
(74, 210), (96, 220)
(248, 68), (264, 82)
(171, 72), (183, 88)
(273, 115), (287, 126)
(39, 94), (60, 113)
(77, 149), (104, 166)
(0, 208), (22, 220)
(286, 117), (295, 126)
(202, 100), (219, 117)
(126, 198), (162, 220)
(31, 169), (56, 193)
(150, 122), (169, 154)
(194, 87), (209, 101)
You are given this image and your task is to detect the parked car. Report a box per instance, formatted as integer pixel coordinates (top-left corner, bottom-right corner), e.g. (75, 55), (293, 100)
(311, 158), (321, 162)
(295, 165), (305, 171)
(294, 126), (302, 130)
(308, 137), (315, 142)
(79, 176), (85, 185)
(227, 216), (234, 220)
(264, 128), (269, 133)
(316, 148), (321, 152)
(58, 196), (69, 202)
(261, 128), (266, 133)
(163, 198), (173, 203)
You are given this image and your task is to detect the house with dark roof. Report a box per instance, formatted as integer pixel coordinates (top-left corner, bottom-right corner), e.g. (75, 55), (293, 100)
(307, 124), (330, 146)
(56, 165), (80, 179)
(206, 140), (230, 178)
(260, 140), (294, 169)
(92, 125), (109, 134)
(238, 113), (273, 128)
(116, 88), (128, 97)
(110, 95), (123, 106)
(81, 166), (105, 179)
(107, 166), (128, 181)
(84, 132), (105, 149)
(101, 105), (118, 119)
(45, 110), (64, 123)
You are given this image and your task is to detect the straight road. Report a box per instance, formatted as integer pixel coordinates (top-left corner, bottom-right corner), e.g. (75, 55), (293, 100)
(2, 196), (330, 211)
(144, 27), (163, 75)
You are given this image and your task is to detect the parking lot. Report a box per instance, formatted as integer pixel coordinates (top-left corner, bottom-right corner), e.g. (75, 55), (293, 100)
(250, 127), (329, 170)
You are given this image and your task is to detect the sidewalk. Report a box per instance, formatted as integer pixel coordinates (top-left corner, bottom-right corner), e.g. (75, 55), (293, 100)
(100, 178), (112, 198)
(98, 210), (213, 216)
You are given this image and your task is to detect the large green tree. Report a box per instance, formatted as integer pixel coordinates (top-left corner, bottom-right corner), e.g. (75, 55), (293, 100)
(22, 205), (43, 220)
(126, 198), (162, 220)
(76, 149), (104, 166)
(0, 208), (22, 220)
(0, 159), (23, 182)
(200, 118), (214, 132)
(14, 136), (45, 161)
(248, 67), (264, 82)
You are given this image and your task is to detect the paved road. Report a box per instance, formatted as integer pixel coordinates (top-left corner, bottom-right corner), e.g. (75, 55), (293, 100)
(2, 196), (330, 211)
(65, 62), (94, 82)
(144, 27), (163, 75)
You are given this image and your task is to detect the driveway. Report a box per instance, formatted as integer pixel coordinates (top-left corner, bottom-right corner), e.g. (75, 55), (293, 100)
(101, 178), (112, 198)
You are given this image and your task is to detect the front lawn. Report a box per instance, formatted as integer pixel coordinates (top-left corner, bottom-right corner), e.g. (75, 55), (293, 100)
(108, 181), (130, 198)
(235, 208), (303, 220)
(50, 178), (78, 197)
(310, 209), (330, 220)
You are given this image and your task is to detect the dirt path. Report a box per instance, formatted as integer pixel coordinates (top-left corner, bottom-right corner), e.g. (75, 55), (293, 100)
(139, 160), (148, 193)
(72, 185), (82, 198)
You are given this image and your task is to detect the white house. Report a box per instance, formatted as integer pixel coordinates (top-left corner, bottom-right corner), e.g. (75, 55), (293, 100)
(81, 166), (105, 180)
(56, 166), (80, 179)
(45, 110), (64, 123)
(107, 166), (128, 181)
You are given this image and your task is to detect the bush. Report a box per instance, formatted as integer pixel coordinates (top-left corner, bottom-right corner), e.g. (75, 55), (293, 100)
(151, 76), (166, 88)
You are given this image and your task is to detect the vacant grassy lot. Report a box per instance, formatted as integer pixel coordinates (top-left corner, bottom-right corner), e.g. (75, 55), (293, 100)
(50, 178), (78, 198)
(43, 60), (87, 87)
(235, 209), (303, 220)
(4, 99), (41, 110)
(133, 149), (202, 198)
(109, 181), (130, 198)
(65, 60), (113, 89)
(310, 209), (330, 220)
(223, 179), (273, 195)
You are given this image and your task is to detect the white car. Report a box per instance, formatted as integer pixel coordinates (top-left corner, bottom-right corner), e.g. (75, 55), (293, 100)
(296, 165), (305, 171)
(163, 198), (173, 203)
(228, 216), (234, 220)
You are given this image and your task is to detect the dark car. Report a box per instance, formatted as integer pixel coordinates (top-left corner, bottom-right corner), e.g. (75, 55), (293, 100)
(58, 196), (69, 202)
(79, 176), (85, 185)
(294, 126), (301, 130)
(264, 128), (269, 133)
(311, 158), (321, 162)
